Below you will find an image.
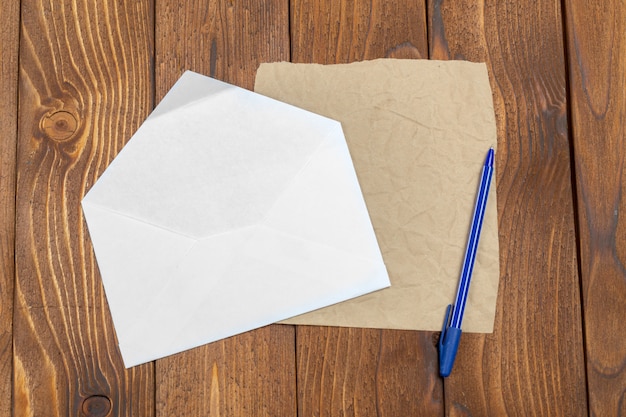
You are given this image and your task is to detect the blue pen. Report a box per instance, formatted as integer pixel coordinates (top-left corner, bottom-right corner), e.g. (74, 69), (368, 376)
(439, 147), (495, 377)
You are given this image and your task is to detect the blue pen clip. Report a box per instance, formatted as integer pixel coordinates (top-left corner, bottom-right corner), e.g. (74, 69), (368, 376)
(438, 304), (462, 377)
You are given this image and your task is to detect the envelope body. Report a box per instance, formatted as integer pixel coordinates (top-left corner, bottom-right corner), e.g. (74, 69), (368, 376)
(82, 71), (390, 367)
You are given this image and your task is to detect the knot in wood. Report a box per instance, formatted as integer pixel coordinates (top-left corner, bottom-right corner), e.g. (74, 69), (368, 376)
(432, 332), (441, 347)
(41, 110), (78, 141)
(81, 395), (111, 417)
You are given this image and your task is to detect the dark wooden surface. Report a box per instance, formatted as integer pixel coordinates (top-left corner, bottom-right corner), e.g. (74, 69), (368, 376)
(2, 0), (624, 416)
(14, 0), (155, 415)
(0, 1), (20, 417)
(565, 1), (626, 415)
(430, 1), (588, 415)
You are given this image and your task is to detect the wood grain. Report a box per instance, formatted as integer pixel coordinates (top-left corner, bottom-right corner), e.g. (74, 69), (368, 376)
(0, 0), (20, 415)
(154, 1), (296, 416)
(429, 0), (588, 414)
(156, 0), (290, 94)
(297, 328), (442, 416)
(157, 325), (296, 416)
(290, 0), (428, 63)
(290, 2), (442, 416)
(5, 0), (621, 415)
(14, 0), (155, 415)
(564, 0), (626, 415)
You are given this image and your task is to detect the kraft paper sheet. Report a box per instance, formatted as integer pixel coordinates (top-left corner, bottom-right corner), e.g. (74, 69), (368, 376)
(255, 59), (499, 332)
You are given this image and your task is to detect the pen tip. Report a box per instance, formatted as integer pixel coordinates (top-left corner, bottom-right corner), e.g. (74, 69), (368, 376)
(486, 147), (494, 167)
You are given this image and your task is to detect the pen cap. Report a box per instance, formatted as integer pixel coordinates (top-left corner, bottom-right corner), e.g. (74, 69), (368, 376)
(438, 326), (462, 377)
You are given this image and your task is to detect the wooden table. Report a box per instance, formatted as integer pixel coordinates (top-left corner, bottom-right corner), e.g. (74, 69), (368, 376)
(1, 0), (624, 415)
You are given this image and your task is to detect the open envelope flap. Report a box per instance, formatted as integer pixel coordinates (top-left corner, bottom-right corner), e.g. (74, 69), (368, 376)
(84, 72), (339, 239)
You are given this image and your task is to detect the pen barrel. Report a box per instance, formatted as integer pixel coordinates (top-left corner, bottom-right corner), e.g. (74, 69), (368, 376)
(450, 154), (494, 329)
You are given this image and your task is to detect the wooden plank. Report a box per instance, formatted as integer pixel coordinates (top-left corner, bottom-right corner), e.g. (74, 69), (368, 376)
(154, 1), (296, 416)
(0, 0), (20, 415)
(429, 0), (588, 414)
(157, 326), (296, 416)
(564, 1), (626, 415)
(291, 0), (428, 63)
(155, 0), (290, 93)
(290, 1), (442, 415)
(297, 327), (442, 416)
(14, 0), (155, 415)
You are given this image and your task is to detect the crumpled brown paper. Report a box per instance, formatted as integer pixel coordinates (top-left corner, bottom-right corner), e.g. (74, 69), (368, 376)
(255, 59), (499, 333)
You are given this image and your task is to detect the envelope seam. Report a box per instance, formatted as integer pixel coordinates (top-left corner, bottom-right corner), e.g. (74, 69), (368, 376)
(82, 200), (208, 240)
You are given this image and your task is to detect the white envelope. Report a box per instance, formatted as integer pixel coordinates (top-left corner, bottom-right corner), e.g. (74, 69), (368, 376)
(82, 71), (390, 368)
